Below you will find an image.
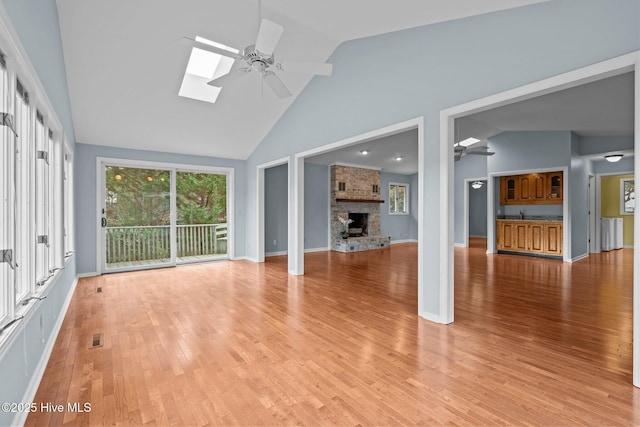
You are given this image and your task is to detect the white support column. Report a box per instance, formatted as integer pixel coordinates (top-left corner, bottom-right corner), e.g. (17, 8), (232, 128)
(290, 155), (304, 275)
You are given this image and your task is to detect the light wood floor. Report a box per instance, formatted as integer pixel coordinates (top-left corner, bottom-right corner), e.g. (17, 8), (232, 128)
(27, 243), (639, 425)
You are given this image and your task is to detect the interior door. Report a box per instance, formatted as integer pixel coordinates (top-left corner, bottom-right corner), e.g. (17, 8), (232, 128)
(102, 165), (172, 272)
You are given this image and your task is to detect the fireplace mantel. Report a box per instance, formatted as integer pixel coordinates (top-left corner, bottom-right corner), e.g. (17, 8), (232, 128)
(335, 198), (384, 203)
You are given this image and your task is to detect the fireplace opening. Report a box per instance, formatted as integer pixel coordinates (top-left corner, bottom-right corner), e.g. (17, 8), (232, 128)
(348, 213), (369, 237)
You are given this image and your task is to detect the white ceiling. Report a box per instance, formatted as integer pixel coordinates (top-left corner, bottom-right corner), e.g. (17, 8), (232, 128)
(55, 0), (548, 159)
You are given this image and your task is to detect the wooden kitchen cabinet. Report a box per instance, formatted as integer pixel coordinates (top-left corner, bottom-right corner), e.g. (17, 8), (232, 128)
(500, 171), (562, 205)
(544, 222), (563, 256)
(496, 220), (563, 257)
(547, 172), (563, 201)
(500, 176), (518, 204)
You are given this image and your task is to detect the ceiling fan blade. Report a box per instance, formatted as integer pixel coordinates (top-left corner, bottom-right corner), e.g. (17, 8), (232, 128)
(466, 151), (495, 156)
(255, 19), (284, 56)
(263, 71), (292, 98)
(465, 146), (491, 152)
(278, 61), (333, 76)
(207, 66), (251, 86)
(178, 36), (242, 59)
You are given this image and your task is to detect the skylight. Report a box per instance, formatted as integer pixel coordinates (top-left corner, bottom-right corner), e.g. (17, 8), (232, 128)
(178, 37), (238, 104)
(457, 137), (480, 147)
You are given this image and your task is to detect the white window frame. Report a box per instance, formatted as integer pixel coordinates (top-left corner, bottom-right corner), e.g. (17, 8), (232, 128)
(63, 142), (74, 259)
(0, 30), (69, 346)
(389, 182), (409, 215)
(0, 54), (11, 328)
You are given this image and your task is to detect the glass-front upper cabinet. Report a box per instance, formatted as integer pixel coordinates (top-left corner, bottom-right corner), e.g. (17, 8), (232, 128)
(548, 172), (562, 200)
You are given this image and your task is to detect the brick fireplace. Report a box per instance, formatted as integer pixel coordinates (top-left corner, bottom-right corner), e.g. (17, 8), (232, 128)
(330, 165), (390, 252)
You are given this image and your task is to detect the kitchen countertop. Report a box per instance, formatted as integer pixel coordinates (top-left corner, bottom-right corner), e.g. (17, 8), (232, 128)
(496, 216), (563, 222)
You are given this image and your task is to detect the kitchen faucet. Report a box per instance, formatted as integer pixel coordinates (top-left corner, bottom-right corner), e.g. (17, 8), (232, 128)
(519, 210), (525, 219)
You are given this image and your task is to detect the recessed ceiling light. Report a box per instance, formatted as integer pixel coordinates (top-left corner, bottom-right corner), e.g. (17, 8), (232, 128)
(360, 149), (369, 155)
(605, 154), (624, 162)
(471, 181), (484, 189)
(395, 156), (403, 161)
(458, 137), (481, 147)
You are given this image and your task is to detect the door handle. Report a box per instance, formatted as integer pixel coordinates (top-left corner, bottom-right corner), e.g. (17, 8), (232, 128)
(101, 217), (107, 228)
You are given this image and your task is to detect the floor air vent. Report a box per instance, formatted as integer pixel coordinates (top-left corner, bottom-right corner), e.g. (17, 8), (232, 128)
(96, 286), (102, 293)
(89, 333), (103, 349)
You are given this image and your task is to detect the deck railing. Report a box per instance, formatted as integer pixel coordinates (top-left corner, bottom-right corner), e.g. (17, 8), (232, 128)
(106, 223), (227, 264)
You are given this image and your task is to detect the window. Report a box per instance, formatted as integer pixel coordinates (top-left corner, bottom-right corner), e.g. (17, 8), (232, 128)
(35, 111), (49, 285)
(621, 178), (635, 215)
(14, 79), (33, 305)
(389, 183), (409, 215)
(63, 147), (74, 258)
(0, 45), (68, 338)
(0, 51), (10, 326)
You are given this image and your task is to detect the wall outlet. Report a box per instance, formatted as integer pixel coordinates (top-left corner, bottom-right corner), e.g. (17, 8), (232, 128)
(273, 240), (277, 245)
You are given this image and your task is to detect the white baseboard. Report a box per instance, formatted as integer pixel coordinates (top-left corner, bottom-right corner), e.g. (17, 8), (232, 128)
(419, 310), (451, 324)
(391, 239), (418, 245)
(624, 245), (634, 249)
(14, 276), (79, 427)
(305, 247), (329, 253)
(570, 253), (589, 263)
(453, 242), (466, 248)
(76, 272), (98, 278)
(265, 251), (287, 257)
(232, 256), (256, 262)
(265, 247), (330, 257)
(469, 235), (488, 238)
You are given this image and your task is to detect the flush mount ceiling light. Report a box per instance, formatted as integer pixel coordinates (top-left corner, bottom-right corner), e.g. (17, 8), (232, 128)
(360, 149), (369, 155)
(605, 154), (624, 162)
(471, 181), (484, 189)
(395, 156), (403, 161)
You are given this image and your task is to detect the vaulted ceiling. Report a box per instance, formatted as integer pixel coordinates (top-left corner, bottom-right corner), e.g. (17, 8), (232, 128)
(55, 0), (548, 159)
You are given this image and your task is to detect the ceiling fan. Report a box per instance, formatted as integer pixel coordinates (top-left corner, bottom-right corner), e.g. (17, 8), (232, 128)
(454, 143), (495, 161)
(181, 17), (332, 99)
(453, 121), (495, 161)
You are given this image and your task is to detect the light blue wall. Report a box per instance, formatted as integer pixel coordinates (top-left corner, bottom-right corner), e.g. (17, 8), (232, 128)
(2, 0), (75, 145)
(488, 131), (571, 174)
(0, 2), (77, 425)
(579, 136), (634, 155)
(74, 143), (247, 274)
(265, 164), (288, 254)
(304, 163), (329, 250)
(594, 157), (635, 174)
(454, 154), (488, 244)
(244, 0), (640, 318)
(380, 173), (418, 241)
(469, 182), (488, 237)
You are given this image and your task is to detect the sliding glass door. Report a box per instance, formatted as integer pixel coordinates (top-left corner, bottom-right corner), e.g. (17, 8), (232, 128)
(100, 161), (231, 273)
(103, 166), (172, 271)
(176, 171), (228, 263)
